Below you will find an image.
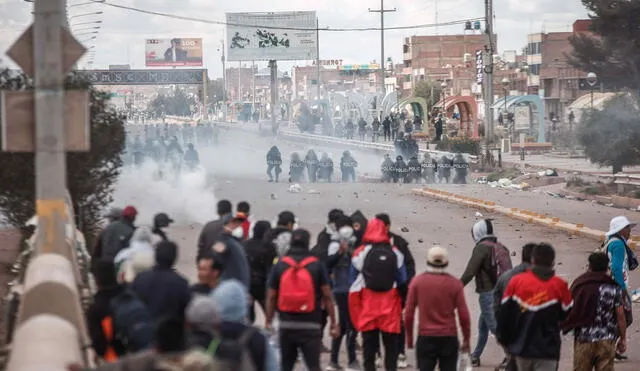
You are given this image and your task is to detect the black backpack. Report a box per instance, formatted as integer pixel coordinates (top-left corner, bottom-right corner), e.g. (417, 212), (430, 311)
(362, 243), (398, 292)
(109, 289), (154, 352)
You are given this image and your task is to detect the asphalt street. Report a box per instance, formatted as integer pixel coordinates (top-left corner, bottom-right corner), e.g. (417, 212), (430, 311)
(113, 128), (640, 370)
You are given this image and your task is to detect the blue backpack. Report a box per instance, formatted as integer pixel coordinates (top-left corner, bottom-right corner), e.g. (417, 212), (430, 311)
(109, 289), (154, 352)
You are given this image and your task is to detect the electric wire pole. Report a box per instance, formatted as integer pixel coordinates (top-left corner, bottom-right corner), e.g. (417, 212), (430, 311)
(369, 0), (396, 116)
(316, 17), (321, 101)
(483, 0), (495, 143)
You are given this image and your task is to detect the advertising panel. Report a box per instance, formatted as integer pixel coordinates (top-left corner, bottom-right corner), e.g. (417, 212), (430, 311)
(145, 38), (203, 67)
(514, 105), (531, 131)
(226, 12), (317, 61)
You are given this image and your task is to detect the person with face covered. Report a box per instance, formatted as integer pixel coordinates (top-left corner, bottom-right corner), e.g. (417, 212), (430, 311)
(289, 152), (306, 183)
(407, 156), (422, 184)
(318, 152), (334, 182)
(266, 145), (283, 183)
(210, 217), (251, 289)
(395, 155), (409, 184)
(305, 149), (320, 183)
(340, 151), (358, 183)
(326, 216), (361, 371)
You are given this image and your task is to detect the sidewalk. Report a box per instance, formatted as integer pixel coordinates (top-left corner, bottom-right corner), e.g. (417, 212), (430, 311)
(501, 153), (640, 175)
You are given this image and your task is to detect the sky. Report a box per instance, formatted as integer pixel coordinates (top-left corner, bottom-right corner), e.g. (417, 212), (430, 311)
(0, 0), (589, 78)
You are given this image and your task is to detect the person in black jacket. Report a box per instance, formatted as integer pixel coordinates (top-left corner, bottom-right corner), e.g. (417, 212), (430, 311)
(375, 213), (415, 369)
(243, 220), (277, 323)
(312, 209), (344, 261)
(197, 200), (233, 262)
(152, 212), (174, 242)
(86, 261), (127, 361)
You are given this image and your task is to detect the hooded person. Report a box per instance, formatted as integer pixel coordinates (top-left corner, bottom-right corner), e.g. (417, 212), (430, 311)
(243, 220), (278, 324)
(311, 209), (344, 262)
(350, 210), (368, 247)
(210, 279), (279, 371)
(131, 241), (191, 322)
(265, 211), (297, 259)
(235, 201), (252, 241)
(113, 225), (156, 284)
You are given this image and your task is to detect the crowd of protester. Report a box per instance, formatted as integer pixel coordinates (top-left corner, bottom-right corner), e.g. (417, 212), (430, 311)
(77, 200), (636, 371)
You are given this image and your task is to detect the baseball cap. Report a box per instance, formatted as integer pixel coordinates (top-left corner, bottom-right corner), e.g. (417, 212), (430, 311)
(606, 216), (637, 237)
(104, 207), (123, 220)
(122, 206), (138, 218)
(154, 212), (174, 227)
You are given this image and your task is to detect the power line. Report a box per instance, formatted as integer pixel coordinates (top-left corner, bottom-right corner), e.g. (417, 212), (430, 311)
(93, 0), (482, 32)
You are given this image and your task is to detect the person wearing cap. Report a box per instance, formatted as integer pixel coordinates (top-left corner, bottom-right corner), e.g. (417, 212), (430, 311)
(152, 212), (174, 243)
(266, 229), (338, 371)
(405, 246), (471, 371)
(197, 200), (233, 262)
(210, 216), (251, 289)
(98, 205), (138, 263)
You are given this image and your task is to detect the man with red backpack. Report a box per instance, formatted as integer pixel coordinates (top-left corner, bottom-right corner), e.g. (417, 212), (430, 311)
(460, 219), (512, 368)
(348, 218), (409, 371)
(265, 229), (339, 371)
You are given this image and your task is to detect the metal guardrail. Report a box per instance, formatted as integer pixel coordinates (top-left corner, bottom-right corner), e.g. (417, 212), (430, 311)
(612, 173), (640, 187)
(216, 121), (479, 163)
(4, 190), (95, 370)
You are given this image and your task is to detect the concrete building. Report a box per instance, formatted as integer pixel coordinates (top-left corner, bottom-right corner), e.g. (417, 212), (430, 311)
(225, 65), (291, 105)
(525, 20), (593, 122)
(291, 63), (379, 100)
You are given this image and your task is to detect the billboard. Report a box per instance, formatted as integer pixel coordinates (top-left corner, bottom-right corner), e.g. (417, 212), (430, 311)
(226, 11), (317, 61)
(145, 38), (203, 67)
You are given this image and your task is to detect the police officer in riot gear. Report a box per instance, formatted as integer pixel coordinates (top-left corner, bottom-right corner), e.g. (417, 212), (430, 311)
(289, 152), (306, 183)
(305, 149), (319, 183)
(420, 153), (437, 184)
(452, 152), (469, 184)
(407, 155), (422, 183)
(340, 150), (358, 182)
(266, 145), (282, 182)
(437, 155), (453, 184)
(183, 143), (200, 171)
(318, 152), (334, 182)
(381, 154), (395, 183)
(394, 155), (409, 183)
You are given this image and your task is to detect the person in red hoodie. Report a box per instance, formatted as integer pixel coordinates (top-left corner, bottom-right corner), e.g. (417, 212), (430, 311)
(405, 245), (471, 371)
(349, 217), (408, 371)
(235, 201), (252, 241)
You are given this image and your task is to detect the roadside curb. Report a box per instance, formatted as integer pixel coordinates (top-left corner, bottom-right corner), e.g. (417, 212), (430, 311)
(412, 187), (639, 248)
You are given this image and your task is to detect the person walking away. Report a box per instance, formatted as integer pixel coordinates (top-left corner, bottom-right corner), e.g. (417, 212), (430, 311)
(99, 206), (138, 263)
(265, 211), (297, 258)
(209, 279), (279, 371)
(197, 200), (233, 261)
(562, 252), (627, 371)
(186, 295), (220, 349)
(460, 219), (512, 367)
(244, 221), (277, 323)
(87, 261), (128, 363)
(601, 216), (637, 360)
(372, 117), (381, 142)
(358, 118), (367, 141)
(190, 253), (225, 295)
(374, 214), (415, 369)
(326, 216), (361, 371)
(405, 246), (471, 371)
(131, 241), (191, 323)
(382, 116), (392, 141)
(236, 201), (252, 241)
(349, 218), (408, 371)
(496, 243), (573, 371)
(113, 226), (155, 284)
(211, 217), (251, 289)
(152, 212), (174, 243)
(493, 243), (537, 371)
(92, 207), (123, 265)
(265, 229), (339, 371)
(266, 146), (282, 182)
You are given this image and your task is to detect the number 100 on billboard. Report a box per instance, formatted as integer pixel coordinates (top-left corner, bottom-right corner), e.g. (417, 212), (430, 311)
(145, 38), (204, 67)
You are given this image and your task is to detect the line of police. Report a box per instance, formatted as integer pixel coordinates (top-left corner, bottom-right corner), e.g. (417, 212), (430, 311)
(265, 146), (359, 184)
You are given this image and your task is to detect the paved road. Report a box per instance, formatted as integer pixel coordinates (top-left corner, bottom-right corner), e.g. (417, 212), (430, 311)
(111, 128), (640, 370)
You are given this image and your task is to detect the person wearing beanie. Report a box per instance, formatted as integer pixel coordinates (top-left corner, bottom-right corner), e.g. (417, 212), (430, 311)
(243, 220), (277, 324)
(266, 229), (339, 371)
(98, 205), (137, 263)
(197, 199), (233, 261)
(460, 219), (511, 367)
(209, 280), (278, 371)
(131, 241), (191, 323)
(186, 295), (219, 349)
(405, 246), (470, 371)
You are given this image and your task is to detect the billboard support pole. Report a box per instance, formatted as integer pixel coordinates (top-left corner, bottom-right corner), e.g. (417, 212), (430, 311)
(202, 70), (208, 120)
(316, 17), (321, 101)
(269, 60), (278, 135)
(252, 61), (256, 111)
(221, 40), (227, 122)
(238, 61), (242, 102)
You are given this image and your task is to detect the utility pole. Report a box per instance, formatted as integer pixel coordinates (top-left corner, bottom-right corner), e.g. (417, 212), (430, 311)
(221, 40), (227, 121)
(369, 0), (396, 117)
(252, 60), (256, 111)
(269, 60), (278, 135)
(316, 17), (321, 102)
(238, 61), (242, 101)
(483, 0), (495, 143)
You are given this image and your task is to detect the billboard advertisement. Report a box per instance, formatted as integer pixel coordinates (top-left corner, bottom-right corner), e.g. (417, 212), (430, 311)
(226, 12), (317, 61)
(145, 38), (203, 67)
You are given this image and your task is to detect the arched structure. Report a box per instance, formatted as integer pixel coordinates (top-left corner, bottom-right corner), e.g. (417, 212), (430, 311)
(392, 97), (428, 120)
(567, 92), (616, 123)
(380, 91), (398, 117)
(491, 95), (546, 142)
(433, 95), (479, 138)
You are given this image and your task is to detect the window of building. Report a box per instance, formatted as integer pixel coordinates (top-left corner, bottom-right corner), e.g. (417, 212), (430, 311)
(403, 44), (409, 54)
(527, 42), (542, 55)
(529, 64), (541, 75)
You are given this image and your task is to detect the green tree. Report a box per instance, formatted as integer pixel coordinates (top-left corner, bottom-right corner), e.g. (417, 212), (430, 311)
(0, 69), (126, 240)
(412, 80), (443, 111)
(577, 94), (640, 174)
(148, 88), (197, 118)
(568, 0), (640, 91)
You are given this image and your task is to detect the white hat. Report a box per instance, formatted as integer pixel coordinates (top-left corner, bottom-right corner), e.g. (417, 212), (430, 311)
(606, 216), (637, 237)
(426, 246), (449, 273)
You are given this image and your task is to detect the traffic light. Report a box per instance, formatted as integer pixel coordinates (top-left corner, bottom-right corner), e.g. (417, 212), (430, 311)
(465, 21), (472, 31)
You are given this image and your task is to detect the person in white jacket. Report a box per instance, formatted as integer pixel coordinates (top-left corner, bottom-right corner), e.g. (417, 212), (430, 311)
(113, 225), (155, 283)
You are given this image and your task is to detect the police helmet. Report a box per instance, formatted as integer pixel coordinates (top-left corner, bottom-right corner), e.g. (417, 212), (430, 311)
(187, 143), (194, 149)
(343, 150), (350, 157)
(396, 155), (403, 161)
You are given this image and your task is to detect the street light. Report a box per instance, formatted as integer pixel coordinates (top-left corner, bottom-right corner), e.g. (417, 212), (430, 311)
(70, 20), (102, 27)
(587, 72), (598, 109)
(69, 11), (103, 21)
(501, 77), (510, 125)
